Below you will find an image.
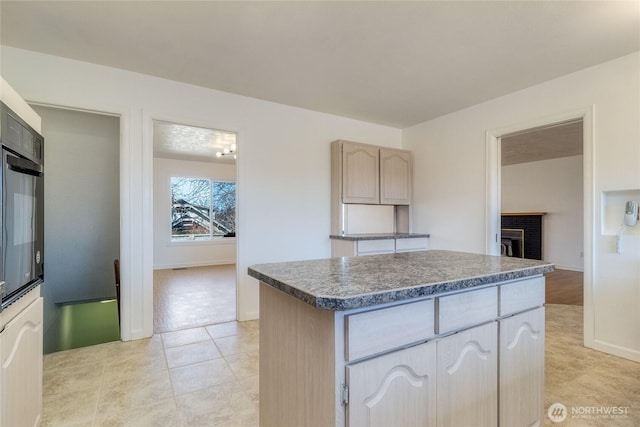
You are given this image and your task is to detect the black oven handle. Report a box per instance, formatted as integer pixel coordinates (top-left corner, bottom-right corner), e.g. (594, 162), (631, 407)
(7, 154), (43, 177)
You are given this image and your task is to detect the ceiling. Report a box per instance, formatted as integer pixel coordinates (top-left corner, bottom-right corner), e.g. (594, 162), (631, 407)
(501, 120), (583, 166)
(153, 121), (237, 163)
(1, 1), (639, 129)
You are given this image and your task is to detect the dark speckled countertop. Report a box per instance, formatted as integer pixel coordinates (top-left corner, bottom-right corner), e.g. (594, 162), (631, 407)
(329, 232), (430, 241)
(248, 250), (554, 311)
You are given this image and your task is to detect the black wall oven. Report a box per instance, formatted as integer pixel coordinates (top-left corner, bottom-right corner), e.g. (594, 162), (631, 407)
(0, 102), (44, 310)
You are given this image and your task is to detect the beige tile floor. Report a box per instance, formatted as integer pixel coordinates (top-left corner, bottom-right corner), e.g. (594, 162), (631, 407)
(153, 265), (237, 333)
(544, 304), (640, 426)
(43, 304), (640, 426)
(42, 320), (259, 426)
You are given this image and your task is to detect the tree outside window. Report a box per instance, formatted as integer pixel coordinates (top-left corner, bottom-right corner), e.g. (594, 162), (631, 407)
(171, 177), (236, 241)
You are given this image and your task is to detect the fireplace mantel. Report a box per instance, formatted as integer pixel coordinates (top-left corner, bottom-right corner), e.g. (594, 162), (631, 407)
(501, 212), (547, 216)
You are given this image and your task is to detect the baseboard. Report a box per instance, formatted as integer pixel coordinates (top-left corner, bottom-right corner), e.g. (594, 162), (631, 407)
(552, 264), (584, 272)
(238, 310), (259, 321)
(588, 339), (640, 363)
(153, 260), (236, 270)
(122, 327), (151, 342)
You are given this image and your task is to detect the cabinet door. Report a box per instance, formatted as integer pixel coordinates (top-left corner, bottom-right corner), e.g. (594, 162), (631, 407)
(356, 239), (395, 256)
(0, 297), (43, 427)
(347, 341), (436, 427)
(379, 148), (411, 205)
(499, 307), (545, 427)
(395, 237), (429, 253)
(342, 143), (380, 204)
(437, 322), (498, 427)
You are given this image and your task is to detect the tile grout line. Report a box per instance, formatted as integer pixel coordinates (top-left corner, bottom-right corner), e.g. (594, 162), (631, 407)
(160, 332), (182, 404)
(91, 346), (109, 427)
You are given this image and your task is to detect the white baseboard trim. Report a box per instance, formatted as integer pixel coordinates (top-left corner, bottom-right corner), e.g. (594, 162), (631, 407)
(238, 310), (259, 321)
(589, 339), (640, 363)
(552, 264), (584, 272)
(124, 328), (150, 342)
(153, 260), (236, 270)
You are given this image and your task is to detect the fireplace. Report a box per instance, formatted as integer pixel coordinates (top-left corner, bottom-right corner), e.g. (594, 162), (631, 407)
(501, 212), (546, 260)
(501, 228), (524, 258)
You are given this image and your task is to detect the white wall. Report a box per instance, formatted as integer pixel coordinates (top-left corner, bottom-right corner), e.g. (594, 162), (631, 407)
(502, 155), (584, 271)
(0, 46), (402, 340)
(404, 52), (640, 362)
(153, 157), (237, 269)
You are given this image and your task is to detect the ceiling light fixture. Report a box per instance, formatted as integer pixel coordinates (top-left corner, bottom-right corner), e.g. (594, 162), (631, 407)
(216, 143), (237, 159)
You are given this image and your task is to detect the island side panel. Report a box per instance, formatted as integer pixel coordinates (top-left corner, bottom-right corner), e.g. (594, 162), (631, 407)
(260, 283), (337, 427)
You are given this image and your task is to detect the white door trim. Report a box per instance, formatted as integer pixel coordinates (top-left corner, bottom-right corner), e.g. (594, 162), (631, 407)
(485, 105), (595, 348)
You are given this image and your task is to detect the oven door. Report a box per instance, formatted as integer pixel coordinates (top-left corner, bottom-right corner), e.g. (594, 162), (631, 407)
(1, 149), (44, 308)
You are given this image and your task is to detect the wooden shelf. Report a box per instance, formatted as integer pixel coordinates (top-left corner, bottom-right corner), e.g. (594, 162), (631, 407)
(501, 212), (547, 216)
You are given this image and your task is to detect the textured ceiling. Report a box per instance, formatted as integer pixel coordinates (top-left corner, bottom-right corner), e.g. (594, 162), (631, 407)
(153, 121), (237, 163)
(501, 120), (583, 166)
(1, 1), (639, 128)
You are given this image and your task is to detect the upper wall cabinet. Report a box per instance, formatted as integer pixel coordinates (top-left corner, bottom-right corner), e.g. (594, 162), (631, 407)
(333, 140), (412, 206)
(380, 148), (412, 205)
(342, 142), (380, 204)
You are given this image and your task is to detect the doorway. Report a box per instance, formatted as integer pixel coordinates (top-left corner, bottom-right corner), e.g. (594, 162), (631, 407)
(151, 119), (238, 333)
(500, 120), (584, 305)
(486, 106), (595, 347)
(31, 105), (121, 353)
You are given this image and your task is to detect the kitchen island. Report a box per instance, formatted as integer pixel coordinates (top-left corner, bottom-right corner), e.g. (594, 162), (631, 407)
(248, 250), (554, 427)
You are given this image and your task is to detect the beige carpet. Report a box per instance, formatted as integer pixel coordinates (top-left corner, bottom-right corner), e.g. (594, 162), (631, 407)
(153, 265), (236, 333)
(544, 304), (640, 426)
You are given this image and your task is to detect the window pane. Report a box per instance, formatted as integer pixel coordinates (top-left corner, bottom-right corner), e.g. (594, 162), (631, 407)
(212, 181), (236, 236)
(171, 177), (211, 240)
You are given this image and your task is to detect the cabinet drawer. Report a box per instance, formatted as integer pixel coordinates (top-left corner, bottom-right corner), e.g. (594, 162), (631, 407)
(356, 239), (395, 255)
(437, 286), (497, 334)
(395, 238), (429, 252)
(345, 299), (435, 361)
(499, 276), (545, 316)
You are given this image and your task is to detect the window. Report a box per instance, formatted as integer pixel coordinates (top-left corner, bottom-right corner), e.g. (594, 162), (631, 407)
(171, 177), (236, 241)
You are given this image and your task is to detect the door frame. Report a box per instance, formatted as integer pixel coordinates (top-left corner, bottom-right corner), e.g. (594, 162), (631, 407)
(485, 105), (595, 347)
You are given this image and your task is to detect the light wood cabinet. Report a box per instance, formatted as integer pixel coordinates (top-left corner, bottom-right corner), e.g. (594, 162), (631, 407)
(354, 239), (395, 256)
(394, 237), (429, 252)
(345, 299), (434, 361)
(331, 140), (413, 235)
(342, 142), (380, 204)
(331, 239), (395, 257)
(379, 148), (411, 205)
(436, 322), (498, 427)
(0, 295), (43, 427)
(499, 275), (545, 316)
(331, 237), (428, 257)
(258, 275), (545, 427)
(437, 286), (497, 334)
(347, 341), (437, 427)
(499, 307), (545, 427)
(337, 141), (412, 206)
